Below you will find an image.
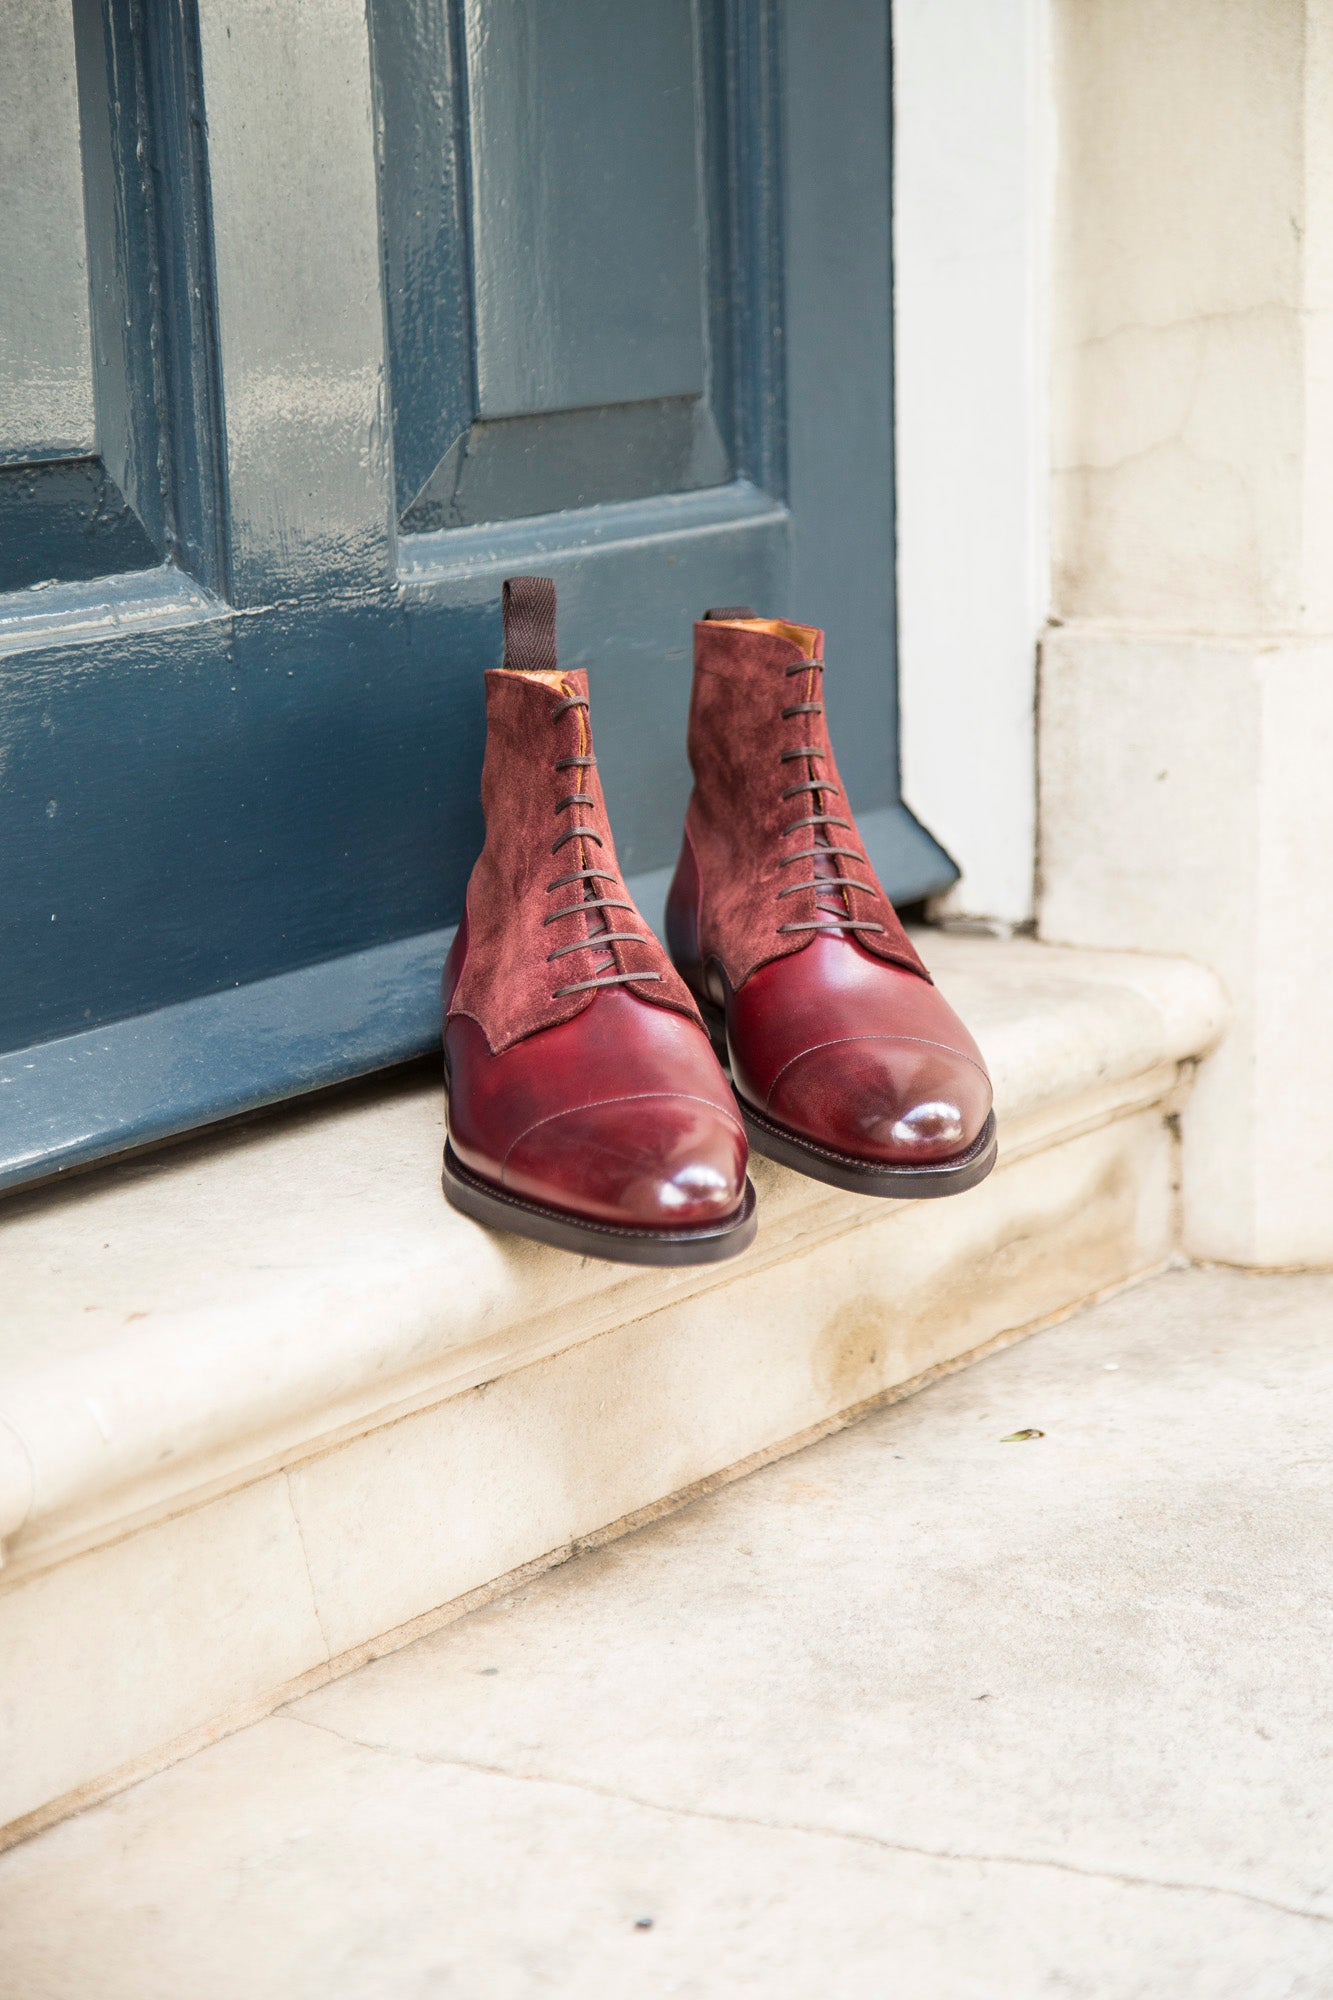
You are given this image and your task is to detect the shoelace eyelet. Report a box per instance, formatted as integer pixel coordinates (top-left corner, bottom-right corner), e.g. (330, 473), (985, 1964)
(543, 701), (662, 998)
(774, 656), (883, 941)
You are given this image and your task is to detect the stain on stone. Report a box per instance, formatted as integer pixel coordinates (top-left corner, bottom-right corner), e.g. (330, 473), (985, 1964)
(813, 1297), (890, 1410)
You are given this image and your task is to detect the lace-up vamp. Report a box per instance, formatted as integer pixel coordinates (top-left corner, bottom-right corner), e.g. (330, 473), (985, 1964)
(541, 690), (665, 1000)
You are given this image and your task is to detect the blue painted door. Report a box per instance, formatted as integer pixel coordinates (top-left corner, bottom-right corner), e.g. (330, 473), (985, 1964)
(0, 0), (954, 1192)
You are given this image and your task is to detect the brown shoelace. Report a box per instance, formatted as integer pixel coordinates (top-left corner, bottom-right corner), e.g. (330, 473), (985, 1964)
(776, 659), (885, 940)
(544, 691), (663, 999)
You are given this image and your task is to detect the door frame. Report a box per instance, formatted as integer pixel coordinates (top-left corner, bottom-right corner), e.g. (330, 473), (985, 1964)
(892, 0), (1050, 927)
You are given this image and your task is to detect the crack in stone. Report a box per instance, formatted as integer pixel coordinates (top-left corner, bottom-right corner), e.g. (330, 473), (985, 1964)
(281, 1713), (1330, 1928)
(1073, 302), (1299, 352)
(282, 1474), (332, 1664)
(0, 1404), (38, 1553)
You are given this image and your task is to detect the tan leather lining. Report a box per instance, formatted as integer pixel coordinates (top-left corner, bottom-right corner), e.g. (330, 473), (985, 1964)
(713, 617), (821, 660)
(507, 669), (567, 689)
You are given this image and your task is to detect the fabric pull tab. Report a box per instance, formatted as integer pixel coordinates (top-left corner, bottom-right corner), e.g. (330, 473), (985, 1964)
(703, 605), (756, 621)
(502, 575), (558, 674)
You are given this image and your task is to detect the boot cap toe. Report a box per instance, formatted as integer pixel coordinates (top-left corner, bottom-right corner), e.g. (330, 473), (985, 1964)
(766, 1035), (993, 1167)
(503, 1092), (748, 1228)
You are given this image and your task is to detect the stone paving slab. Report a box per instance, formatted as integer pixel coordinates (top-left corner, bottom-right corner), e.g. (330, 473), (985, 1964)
(1, 1267), (1331, 1998)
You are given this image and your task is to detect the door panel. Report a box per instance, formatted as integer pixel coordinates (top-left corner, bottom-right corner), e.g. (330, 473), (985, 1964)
(0, 0), (954, 1194)
(465, 0), (706, 419)
(0, 7), (96, 465)
(0, 0), (225, 596)
(377, 0), (733, 530)
(195, 0), (391, 602)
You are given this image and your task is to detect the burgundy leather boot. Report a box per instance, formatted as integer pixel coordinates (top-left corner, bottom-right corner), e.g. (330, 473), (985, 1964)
(665, 611), (996, 1197)
(441, 578), (756, 1263)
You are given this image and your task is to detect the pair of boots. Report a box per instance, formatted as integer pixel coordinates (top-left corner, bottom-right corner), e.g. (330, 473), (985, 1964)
(442, 577), (995, 1265)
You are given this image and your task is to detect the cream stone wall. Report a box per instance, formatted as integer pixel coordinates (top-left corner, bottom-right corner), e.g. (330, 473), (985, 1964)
(1040, 0), (1333, 1266)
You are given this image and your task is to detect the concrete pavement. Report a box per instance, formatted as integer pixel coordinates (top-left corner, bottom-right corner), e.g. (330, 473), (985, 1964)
(1, 1266), (1330, 1997)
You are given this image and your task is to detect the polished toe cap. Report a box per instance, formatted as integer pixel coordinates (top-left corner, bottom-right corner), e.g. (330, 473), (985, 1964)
(502, 1093), (748, 1228)
(766, 1035), (993, 1166)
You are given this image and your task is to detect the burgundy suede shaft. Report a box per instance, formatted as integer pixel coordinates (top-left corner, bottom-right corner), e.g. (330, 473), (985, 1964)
(679, 620), (929, 991)
(450, 667), (700, 1054)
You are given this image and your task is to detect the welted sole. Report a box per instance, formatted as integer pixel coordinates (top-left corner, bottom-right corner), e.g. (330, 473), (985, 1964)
(738, 1100), (998, 1199)
(442, 1142), (759, 1266)
(692, 991), (998, 1200)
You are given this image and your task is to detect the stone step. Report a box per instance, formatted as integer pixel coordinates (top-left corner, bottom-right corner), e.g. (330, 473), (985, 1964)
(0, 934), (1226, 1844)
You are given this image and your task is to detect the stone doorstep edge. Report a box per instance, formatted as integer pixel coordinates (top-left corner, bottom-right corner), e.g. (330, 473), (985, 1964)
(0, 940), (1228, 1584)
(2, 1051), (1198, 1591)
